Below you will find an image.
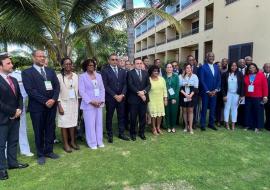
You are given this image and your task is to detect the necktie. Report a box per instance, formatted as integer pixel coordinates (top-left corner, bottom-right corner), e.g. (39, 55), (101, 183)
(113, 67), (118, 78)
(138, 70), (142, 81)
(7, 76), (16, 95)
(40, 67), (47, 80)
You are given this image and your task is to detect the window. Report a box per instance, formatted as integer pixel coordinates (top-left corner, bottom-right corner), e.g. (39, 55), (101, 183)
(225, 0), (238, 5)
(228, 43), (253, 63)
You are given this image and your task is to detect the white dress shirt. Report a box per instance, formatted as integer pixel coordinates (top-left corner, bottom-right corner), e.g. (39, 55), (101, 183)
(208, 64), (215, 76)
(0, 72), (9, 84)
(33, 64), (46, 75)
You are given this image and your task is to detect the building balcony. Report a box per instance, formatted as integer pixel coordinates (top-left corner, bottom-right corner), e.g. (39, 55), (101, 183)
(181, 0), (199, 10)
(136, 49), (141, 53)
(205, 22), (213, 30)
(142, 47), (147, 51)
(156, 41), (166, 46)
(167, 35), (180, 43)
(148, 44), (155, 49)
(181, 27), (199, 38)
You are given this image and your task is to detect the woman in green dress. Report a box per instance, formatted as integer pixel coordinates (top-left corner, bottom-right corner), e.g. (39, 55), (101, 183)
(164, 63), (180, 133)
(148, 65), (168, 135)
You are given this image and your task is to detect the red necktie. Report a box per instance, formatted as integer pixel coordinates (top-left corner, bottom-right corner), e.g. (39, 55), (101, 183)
(7, 76), (16, 95)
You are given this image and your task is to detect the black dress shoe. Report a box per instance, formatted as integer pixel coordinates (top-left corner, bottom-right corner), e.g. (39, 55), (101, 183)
(45, 153), (60, 159)
(139, 134), (146, 140)
(201, 127), (206, 131)
(37, 157), (46, 165)
(130, 135), (136, 141)
(0, 170), (8, 180)
(9, 163), (29, 170)
(77, 136), (84, 142)
(208, 126), (218, 131)
(108, 136), (113, 143)
(118, 135), (130, 141)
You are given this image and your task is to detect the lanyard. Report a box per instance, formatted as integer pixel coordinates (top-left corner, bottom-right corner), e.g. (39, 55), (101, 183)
(249, 74), (256, 85)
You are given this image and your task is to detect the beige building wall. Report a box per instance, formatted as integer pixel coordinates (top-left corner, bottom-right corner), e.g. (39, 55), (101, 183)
(134, 0), (270, 68)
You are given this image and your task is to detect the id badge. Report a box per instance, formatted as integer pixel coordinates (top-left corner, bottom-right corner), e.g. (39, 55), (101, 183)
(184, 98), (191, 102)
(168, 88), (175, 96)
(44, 81), (53, 90)
(248, 85), (254, 92)
(94, 88), (100, 97)
(69, 89), (76, 99)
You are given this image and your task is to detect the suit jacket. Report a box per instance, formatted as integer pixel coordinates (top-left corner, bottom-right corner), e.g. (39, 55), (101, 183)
(22, 66), (60, 112)
(0, 75), (23, 125)
(127, 69), (151, 104)
(221, 71), (245, 97)
(101, 65), (127, 103)
(78, 72), (105, 110)
(266, 73), (270, 100)
(199, 62), (221, 94)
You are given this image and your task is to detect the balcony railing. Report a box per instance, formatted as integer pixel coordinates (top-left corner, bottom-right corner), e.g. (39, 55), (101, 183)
(136, 49), (141, 53)
(181, 27), (199, 38)
(142, 47), (147, 51)
(181, 0), (198, 10)
(156, 41), (166, 46)
(167, 35), (180, 43)
(205, 22), (213, 30)
(148, 44), (155, 49)
(225, 0), (238, 5)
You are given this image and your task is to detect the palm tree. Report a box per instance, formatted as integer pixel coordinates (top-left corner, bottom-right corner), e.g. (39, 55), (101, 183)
(0, 0), (180, 66)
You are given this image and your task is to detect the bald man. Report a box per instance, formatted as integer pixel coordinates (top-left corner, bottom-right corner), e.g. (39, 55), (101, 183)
(245, 56), (253, 66)
(199, 52), (221, 131)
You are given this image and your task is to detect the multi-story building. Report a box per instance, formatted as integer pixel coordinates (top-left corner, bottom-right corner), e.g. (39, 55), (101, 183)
(134, 0), (270, 67)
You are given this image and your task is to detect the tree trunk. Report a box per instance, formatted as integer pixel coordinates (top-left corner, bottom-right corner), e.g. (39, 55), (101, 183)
(126, 0), (135, 62)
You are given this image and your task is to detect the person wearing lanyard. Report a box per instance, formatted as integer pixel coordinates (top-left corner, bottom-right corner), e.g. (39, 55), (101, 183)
(199, 52), (221, 131)
(263, 63), (270, 130)
(179, 63), (199, 134)
(164, 63), (180, 133)
(221, 62), (244, 130)
(79, 59), (105, 149)
(22, 50), (60, 165)
(57, 58), (79, 153)
(244, 63), (268, 132)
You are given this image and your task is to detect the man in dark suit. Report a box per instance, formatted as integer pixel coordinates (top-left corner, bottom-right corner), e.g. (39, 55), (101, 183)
(237, 58), (247, 127)
(127, 58), (151, 141)
(0, 53), (28, 180)
(263, 63), (270, 130)
(101, 53), (130, 143)
(199, 52), (221, 131)
(22, 50), (60, 165)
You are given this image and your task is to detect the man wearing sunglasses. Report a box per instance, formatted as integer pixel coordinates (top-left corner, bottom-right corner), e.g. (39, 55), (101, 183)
(101, 53), (130, 143)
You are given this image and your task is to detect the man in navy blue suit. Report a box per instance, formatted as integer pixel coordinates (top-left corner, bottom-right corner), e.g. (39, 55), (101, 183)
(22, 50), (60, 165)
(199, 52), (221, 131)
(101, 53), (130, 143)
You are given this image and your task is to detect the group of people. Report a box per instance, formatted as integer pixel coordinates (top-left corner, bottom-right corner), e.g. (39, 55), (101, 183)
(0, 49), (269, 180)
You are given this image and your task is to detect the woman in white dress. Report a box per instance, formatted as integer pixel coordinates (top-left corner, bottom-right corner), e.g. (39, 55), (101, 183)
(57, 58), (79, 153)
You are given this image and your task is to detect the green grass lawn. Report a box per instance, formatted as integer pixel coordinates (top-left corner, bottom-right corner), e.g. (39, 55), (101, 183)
(1, 114), (270, 190)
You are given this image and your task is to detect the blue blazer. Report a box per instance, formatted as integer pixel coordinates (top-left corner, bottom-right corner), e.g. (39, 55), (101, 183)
(101, 65), (127, 103)
(199, 62), (221, 94)
(22, 66), (60, 112)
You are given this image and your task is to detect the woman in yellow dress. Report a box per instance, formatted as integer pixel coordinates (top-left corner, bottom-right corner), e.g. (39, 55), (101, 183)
(148, 65), (168, 135)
